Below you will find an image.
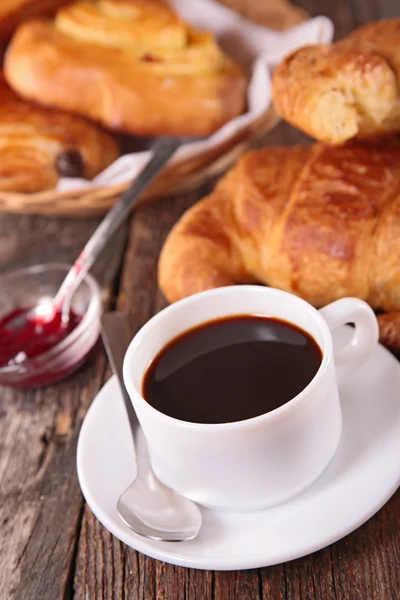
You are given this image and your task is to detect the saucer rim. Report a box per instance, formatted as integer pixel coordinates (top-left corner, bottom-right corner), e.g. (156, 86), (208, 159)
(77, 341), (400, 570)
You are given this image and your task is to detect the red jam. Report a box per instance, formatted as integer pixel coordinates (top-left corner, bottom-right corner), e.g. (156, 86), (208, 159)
(0, 307), (83, 387)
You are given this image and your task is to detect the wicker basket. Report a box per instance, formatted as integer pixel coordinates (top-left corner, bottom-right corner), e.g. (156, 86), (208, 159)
(0, 107), (280, 217)
(0, 0), (310, 217)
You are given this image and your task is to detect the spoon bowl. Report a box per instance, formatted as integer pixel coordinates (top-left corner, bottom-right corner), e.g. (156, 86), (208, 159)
(101, 312), (202, 542)
(117, 432), (202, 542)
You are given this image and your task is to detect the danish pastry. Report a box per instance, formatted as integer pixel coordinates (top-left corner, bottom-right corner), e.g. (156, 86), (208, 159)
(5, 0), (247, 137)
(0, 73), (119, 192)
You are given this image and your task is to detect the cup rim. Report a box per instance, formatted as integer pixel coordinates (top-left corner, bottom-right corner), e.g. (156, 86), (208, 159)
(0, 262), (101, 375)
(123, 286), (334, 431)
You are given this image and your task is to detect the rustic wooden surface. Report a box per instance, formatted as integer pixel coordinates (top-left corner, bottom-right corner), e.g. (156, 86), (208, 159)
(1, 0), (399, 598)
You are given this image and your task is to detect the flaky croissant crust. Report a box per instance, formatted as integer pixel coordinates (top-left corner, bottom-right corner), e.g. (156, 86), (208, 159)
(158, 140), (400, 354)
(272, 19), (400, 145)
(4, 0), (247, 137)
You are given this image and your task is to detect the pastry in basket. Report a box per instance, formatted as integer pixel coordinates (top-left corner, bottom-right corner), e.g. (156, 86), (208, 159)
(158, 139), (400, 355)
(0, 0), (70, 41)
(0, 72), (119, 193)
(272, 19), (400, 144)
(4, 0), (247, 137)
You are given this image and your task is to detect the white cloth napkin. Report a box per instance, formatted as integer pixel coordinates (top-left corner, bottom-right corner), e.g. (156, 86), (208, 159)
(57, 1), (333, 192)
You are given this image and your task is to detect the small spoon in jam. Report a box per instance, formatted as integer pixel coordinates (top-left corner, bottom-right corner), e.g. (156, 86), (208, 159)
(0, 137), (181, 368)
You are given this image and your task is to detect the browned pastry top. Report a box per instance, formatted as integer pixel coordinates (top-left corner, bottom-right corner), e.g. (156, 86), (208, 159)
(158, 139), (400, 353)
(272, 19), (400, 144)
(4, 0), (247, 136)
(0, 72), (119, 192)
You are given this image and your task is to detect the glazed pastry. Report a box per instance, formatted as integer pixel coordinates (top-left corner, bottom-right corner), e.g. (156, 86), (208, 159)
(0, 0), (70, 41)
(272, 19), (400, 144)
(158, 140), (400, 354)
(4, 0), (247, 137)
(0, 73), (119, 193)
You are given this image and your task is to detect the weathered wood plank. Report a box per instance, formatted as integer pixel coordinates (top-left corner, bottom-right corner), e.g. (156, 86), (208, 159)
(379, 0), (400, 17)
(0, 214), (128, 599)
(213, 570), (262, 600)
(74, 506), (152, 600)
(329, 492), (400, 600)
(350, 0), (380, 26)
(262, 550), (338, 600)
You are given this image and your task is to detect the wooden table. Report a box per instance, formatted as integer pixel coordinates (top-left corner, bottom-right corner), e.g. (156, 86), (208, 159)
(1, 1), (399, 598)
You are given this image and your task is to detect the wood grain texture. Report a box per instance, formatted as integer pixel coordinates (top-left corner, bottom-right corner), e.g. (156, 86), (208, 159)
(1, 0), (400, 599)
(377, 0), (400, 18)
(0, 215), (128, 599)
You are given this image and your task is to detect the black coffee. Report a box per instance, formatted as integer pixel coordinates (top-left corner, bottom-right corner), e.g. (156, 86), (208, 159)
(143, 315), (322, 424)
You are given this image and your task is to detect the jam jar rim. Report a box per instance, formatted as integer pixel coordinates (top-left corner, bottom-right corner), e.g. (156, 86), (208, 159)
(0, 263), (101, 375)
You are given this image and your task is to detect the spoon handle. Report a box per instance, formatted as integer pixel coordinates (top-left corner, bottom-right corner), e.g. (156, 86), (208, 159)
(101, 312), (150, 467)
(55, 136), (181, 309)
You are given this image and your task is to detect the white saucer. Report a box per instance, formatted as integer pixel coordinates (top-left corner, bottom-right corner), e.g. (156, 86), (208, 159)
(77, 328), (400, 570)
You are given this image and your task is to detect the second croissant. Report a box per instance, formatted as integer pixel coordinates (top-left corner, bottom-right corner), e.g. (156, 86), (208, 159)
(158, 139), (400, 354)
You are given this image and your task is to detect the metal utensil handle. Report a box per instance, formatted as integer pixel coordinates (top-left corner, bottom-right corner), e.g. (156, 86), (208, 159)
(55, 136), (181, 308)
(100, 312), (150, 465)
(101, 313), (139, 430)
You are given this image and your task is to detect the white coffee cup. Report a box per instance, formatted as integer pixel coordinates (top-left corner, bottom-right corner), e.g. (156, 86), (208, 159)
(123, 286), (378, 511)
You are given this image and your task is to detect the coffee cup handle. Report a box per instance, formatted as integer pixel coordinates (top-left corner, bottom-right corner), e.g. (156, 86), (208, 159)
(318, 298), (379, 382)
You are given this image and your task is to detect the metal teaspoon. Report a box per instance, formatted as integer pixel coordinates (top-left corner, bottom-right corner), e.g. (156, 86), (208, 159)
(101, 312), (202, 542)
(5, 136), (181, 333)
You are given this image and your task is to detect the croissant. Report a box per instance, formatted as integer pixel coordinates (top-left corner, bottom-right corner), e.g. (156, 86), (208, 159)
(4, 0), (247, 137)
(0, 72), (119, 192)
(158, 140), (400, 355)
(272, 19), (400, 144)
